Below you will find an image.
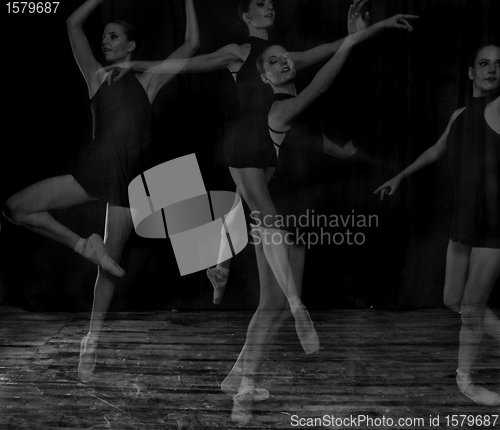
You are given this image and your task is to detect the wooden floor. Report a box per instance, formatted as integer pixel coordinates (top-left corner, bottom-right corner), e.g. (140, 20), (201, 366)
(1, 307), (500, 429)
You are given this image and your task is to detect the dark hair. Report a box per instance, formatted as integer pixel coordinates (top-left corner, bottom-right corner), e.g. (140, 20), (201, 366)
(108, 20), (143, 59)
(237, 0), (253, 25)
(469, 41), (500, 67)
(236, 0), (276, 38)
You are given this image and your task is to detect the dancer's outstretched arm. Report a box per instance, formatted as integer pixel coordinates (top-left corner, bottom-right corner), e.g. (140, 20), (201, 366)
(102, 43), (247, 78)
(101, 0), (372, 78)
(289, 6), (416, 70)
(67, 0), (106, 97)
(288, 0), (370, 71)
(105, 5), (416, 79)
(141, 0), (200, 103)
(268, 41), (355, 132)
(374, 107), (465, 200)
(268, 15), (417, 132)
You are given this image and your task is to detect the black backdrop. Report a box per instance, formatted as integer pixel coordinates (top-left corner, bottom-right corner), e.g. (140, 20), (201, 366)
(1, 0), (500, 311)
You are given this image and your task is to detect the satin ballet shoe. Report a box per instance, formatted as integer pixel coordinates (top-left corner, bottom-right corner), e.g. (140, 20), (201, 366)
(83, 234), (125, 278)
(221, 369), (270, 402)
(78, 333), (97, 382)
(234, 385), (270, 406)
(456, 370), (500, 406)
(291, 303), (320, 355)
(206, 267), (228, 305)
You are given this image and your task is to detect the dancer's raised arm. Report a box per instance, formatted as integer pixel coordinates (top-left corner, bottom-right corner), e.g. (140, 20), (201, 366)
(374, 107), (466, 200)
(67, 0), (107, 97)
(289, 5), (416, 71)
(266, 14), (417, 131)
(140, 0), (200, 102)
(103, 0), (369, 76)
(105, 2), (416, 81)
(288, 0), (370, 71)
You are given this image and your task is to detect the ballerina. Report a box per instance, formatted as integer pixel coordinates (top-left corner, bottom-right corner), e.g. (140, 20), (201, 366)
(3, 0), (200, 382)
(103, 0), (372, 305)
(226, 10), (417, 424)
(375, 43), (500, 406)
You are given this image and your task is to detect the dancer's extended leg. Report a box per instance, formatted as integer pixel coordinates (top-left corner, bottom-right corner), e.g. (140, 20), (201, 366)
(457, 247), (500, 406)
(4, 175), (123, 277)
(229, 167), (318, 354)
(443, 240), (500, 346)
(228, 231), (312, 427)
(207, 187), (246, 304)
(222, 227), (290, 396)
(229, 230), (285, 424)
(443, 240), (470, 313)
(78, 204), (133, 381)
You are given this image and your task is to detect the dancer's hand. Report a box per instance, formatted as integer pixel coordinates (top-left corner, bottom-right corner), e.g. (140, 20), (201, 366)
(348, 0), (370, 34)
(374, 175), (402, 200)
(381, 14), (419, 32)
(343, 140), (358, 158)
(97, 62), (133, 85)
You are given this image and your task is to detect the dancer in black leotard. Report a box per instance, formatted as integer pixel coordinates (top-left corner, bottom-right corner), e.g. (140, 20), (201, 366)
(376, 43), (500, 406)
(223, 35), (276, 170)
(104, 0), (371, 305)
(3, 0), (199, 382)
(72, 65), (153, 208)
(224, 12), (417, 424)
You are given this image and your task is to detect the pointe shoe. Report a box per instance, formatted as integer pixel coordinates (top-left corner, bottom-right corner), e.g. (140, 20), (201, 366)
(235, 385), (270, 406)
(83, 234), (125, 278)
(206, 267), (228, 305)
(231, 394), (252, 426)
(456, 370), (500, 406)
(78, 333), (97, 382)
(221, 369), (270, 402)
(291, 303), (319, 355)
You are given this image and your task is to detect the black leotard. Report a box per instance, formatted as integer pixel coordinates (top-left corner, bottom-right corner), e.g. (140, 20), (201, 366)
(224, 37), (278, 169)
(268, 93), (326, 233)
(448, 91), (500, 247)
(72, 72), (152, 207)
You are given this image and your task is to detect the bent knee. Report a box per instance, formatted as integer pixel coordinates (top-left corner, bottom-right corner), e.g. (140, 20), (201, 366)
(2, 197), (23, 225)
(2, 197), (17, 223)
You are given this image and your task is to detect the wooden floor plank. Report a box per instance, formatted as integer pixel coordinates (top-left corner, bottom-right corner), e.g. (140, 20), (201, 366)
(1, 307), (500, 429)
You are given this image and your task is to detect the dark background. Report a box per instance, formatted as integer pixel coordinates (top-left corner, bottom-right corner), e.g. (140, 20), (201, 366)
(1, 0), (499, 312)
